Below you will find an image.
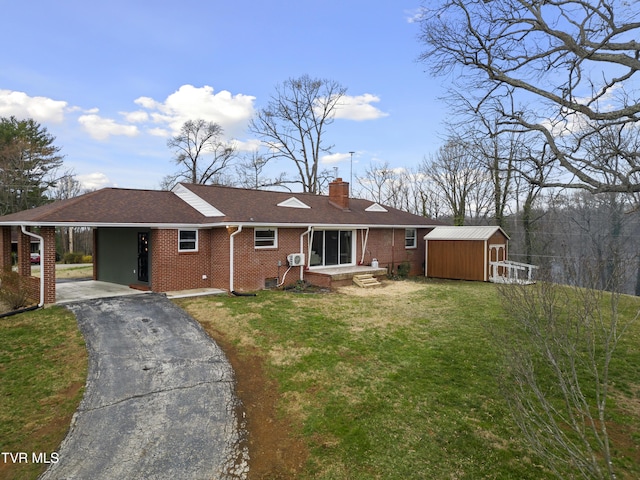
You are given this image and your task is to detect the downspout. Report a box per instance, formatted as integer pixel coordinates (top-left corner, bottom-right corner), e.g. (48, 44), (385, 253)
(391, 228), (395, 274)
(300, 226), (312, 281)
(229, 225), (243, 292)
(359, 228), (369, 264)
(21, 226), (44, 307)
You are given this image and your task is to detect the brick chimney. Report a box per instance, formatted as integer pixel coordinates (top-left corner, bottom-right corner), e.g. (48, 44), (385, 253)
(328, 178), (350, 211)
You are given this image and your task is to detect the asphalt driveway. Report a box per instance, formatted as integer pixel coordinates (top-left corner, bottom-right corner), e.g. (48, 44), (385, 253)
(41, 294), (248, 479)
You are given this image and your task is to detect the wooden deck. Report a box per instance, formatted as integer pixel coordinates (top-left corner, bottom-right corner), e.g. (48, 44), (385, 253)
(304, 265), (388, 288)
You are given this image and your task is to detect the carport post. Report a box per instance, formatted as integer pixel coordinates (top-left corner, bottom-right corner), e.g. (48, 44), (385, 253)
(21, 226), (44, 307)
(229, 225), (243, 292)
(0, 226), (11, 271)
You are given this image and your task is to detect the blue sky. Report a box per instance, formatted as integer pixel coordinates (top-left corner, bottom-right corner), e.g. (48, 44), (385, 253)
(0, 1), (447, 191)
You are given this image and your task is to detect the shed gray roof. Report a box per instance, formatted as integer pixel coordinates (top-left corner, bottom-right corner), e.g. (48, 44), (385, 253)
(424, 226), (509, 241)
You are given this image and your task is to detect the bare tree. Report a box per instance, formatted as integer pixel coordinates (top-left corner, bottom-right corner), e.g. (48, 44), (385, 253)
(356, 163), (443, 218)
(235, 152), (289, 190)
(249, 75), (347, 193)
(496, 265), (638, 480)
(356, 161), (396, 205)
(166, 119), (236, 188)
(420, 139), (489, 225)
(418, 0), (640, 194)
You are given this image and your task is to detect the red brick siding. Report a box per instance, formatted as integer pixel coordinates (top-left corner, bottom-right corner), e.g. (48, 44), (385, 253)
(230, 227), (308, 292)
(23, 276), (40, 304)
(150, 229), (212, 292)
(210, 228), (230, 290)
(41, 226), (56, 304)
(147, 226), (431, 293)
(303, 270), (333, 288)
(17, 229), (32, 278)
(359, 228), (429, 276)
(10, 227), (56, 304)
(0, 227), (11, 271)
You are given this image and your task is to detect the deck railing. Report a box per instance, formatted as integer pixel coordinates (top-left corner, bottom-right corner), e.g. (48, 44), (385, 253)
(489, 260), (538, 284)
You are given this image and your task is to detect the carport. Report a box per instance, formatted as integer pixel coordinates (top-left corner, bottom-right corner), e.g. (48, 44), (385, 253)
(1, 225), (152, 305)
(0, 188), (207, 305)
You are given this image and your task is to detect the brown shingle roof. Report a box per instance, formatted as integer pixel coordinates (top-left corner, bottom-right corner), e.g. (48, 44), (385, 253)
(0, 188), (205, 225)
(180, 183), (443, 227)
(0, 183), (444, 228)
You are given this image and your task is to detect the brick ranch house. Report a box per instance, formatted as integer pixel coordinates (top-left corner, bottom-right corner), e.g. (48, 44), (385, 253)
(0, 178), (444, 304)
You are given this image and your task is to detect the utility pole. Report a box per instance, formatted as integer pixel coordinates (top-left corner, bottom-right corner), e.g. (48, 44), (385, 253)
(349, 151), (355, 195)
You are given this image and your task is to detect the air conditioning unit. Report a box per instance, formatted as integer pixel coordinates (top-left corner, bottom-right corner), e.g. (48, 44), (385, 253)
(287, 253), (305, 267)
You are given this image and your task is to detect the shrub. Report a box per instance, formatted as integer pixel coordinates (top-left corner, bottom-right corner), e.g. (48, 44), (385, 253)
(81, 255), (93, 264)
(0, 270), (30, 310)
(63, 252), (84, 264)
(397, 261), (411, 278)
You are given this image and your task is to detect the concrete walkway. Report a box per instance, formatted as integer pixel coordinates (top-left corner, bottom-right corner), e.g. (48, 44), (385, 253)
(55, 280), (147, 304)
(55, 279), (226, 304)
(41, 294), (248, 479)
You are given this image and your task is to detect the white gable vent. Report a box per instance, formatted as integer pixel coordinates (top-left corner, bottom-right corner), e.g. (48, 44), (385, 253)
(277, 197), (311, 209)
(172, 184), (225, 217)
(365, 202), (388, 212)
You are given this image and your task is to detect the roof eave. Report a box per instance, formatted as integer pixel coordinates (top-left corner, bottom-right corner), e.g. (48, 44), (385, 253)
(1, 220), (441, 230)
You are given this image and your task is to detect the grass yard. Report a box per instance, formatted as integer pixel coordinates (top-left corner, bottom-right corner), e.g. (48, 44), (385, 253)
(0, 307), (87, 480)
(31, 264), (94, 280)
(0, 278), (637, 479)
(178, 279), (640, 480)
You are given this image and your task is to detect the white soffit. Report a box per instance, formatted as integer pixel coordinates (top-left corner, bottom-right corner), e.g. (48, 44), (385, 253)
(277, 197), (311, 209)
(172, 184), (225, 217)
(365, 202), (388, 212)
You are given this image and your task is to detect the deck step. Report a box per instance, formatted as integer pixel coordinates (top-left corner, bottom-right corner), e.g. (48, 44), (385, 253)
(353, 274), (381, 288)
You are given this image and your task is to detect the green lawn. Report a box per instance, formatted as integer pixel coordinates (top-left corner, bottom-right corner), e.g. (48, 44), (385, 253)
(178, 279), (640, 479)
(0, 307), (87, 480)
(1, 279), (637, 479)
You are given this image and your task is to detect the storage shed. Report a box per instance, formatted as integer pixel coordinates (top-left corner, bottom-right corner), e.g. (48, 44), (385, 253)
(424, 226), (509, 282)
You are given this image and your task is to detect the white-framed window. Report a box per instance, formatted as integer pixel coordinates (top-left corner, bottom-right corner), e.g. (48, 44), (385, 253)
(178, 229), (198, 252)
(405, 228), (417, 249)
(254, 228), (278, 249)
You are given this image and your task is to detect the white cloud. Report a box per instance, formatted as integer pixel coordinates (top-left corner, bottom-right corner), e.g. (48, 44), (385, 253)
(405, 8), (425, 24)
(77, 172), (113, 190)
(134, 96), (161, 110)
(147, 127), (170, 137)
(0, 89), (68, 123)
(333, 94), (389, 121)
(123, 110), (149, 123)
(78, 113), (140, 140)
(321, 152), (352, 164)
(133, 84), (256, 137)
(233, 138), (262, 153)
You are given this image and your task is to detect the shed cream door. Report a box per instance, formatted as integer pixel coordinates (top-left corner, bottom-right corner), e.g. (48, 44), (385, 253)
(489, 244), (506, 280)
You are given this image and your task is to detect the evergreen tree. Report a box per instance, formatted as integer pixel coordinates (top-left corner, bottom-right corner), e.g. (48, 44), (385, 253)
(0, 116), (64, 214)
